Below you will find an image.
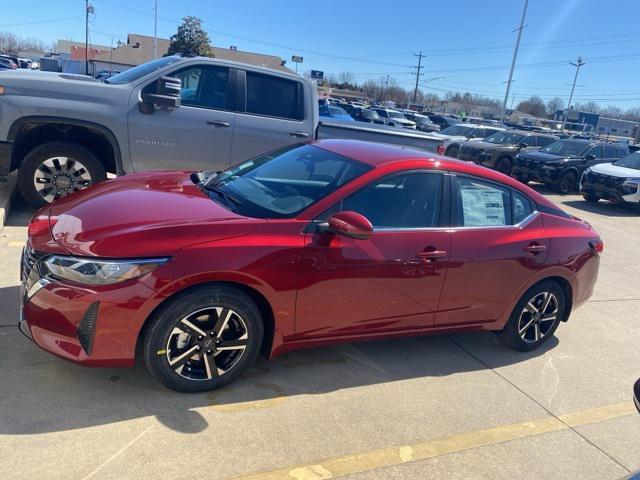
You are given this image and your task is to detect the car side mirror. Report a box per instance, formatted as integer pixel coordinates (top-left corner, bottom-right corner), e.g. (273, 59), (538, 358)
(321, 211), (373, 240)
(139, 76), (181, 114)
(585, 154), (596, 161)
(518, 143), (528, 149)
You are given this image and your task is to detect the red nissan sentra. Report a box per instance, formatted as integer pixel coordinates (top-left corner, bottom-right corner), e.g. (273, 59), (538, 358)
(19, 140), (602, 392)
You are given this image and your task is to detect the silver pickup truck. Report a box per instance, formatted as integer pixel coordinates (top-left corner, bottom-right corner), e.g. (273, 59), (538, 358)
(0, 55), (443, 206)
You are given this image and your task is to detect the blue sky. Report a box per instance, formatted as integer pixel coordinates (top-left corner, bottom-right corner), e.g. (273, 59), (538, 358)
(3, 0), (640, 108)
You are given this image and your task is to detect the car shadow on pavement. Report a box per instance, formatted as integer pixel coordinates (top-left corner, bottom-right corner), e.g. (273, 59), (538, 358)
(0, 282), (559, 436)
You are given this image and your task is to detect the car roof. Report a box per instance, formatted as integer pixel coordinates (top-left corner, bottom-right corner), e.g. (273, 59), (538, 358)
(310, 139), (561, 212)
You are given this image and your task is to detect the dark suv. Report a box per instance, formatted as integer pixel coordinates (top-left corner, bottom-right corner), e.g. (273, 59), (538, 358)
(458, 131), (557, 174)
(513, 140), (629, 193)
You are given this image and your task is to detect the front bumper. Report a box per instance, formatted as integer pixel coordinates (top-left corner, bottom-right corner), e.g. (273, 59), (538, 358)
(458, 147), (493, 165)
(634, 378), (640, 414)
(0, 140), (13, 181)
(20, 246), (162, 366)
(580, 172), (640, 204)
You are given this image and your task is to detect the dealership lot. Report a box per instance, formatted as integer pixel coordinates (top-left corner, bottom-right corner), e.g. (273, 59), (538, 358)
(1, 189), (640, 480)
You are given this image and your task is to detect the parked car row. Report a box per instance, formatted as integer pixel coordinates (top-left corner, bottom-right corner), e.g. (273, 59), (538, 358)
(440, 126), (638, 207)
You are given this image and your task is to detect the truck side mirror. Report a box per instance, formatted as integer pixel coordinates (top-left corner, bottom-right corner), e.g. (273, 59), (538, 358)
(585, 154), (596, 161)
(139, 76), (181, 114)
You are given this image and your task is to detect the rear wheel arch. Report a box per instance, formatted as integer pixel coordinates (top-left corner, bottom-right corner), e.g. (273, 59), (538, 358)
(136, 281), (276, 360)
(8, 117), (123, 175)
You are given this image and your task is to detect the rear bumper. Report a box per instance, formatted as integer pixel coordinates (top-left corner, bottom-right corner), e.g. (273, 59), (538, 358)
(0, 140), (13, 181)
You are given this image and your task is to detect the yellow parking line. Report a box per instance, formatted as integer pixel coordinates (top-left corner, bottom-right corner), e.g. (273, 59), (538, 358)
(232, 401), (635, 480)
(8, 241), (25, 247)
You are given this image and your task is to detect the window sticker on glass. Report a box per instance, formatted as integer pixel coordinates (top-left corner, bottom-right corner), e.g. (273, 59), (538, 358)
(460, 188), (506, 226)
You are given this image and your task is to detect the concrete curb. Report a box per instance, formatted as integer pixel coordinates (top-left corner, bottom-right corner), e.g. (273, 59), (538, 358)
(0, 172), (18, 226)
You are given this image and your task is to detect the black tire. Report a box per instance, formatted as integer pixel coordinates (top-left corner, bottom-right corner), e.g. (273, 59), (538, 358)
(514, 173), (530, 184)
(445, 145), (459, 158)
(496, 156), (513, 175)
(17, 141), (107, 208)
(582, 192), (600, 203)
(557, 171), (577, 194)
(500, 280), (565, 352)
(143, 285), (264, 393)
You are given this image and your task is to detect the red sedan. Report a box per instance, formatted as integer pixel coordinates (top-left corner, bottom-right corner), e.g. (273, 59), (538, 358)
(20, 140), (602, 392)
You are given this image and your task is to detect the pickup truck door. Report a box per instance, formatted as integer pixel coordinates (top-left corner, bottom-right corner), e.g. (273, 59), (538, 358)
(230, 70), (314, 164)
(128, 64), (237, 172)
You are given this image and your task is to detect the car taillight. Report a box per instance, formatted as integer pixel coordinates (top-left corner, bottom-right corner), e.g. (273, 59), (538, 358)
(437, 144), (445, 155)
(589, 239), (604, 254)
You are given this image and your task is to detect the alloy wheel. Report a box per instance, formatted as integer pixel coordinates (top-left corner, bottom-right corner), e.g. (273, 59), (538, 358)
(517, 292), (559, 344)
(33, 156), (93, 202)
(166, 306), (248, 381)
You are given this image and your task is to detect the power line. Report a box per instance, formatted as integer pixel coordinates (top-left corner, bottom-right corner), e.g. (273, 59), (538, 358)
(0, 16), (84, 28)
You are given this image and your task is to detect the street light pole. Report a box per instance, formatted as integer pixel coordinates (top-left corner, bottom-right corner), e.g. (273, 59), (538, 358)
(85, 0), (89, 75)
(562, 57), (586, 131)
(501, 0), (528, 122)
(153, 0), (158, 59)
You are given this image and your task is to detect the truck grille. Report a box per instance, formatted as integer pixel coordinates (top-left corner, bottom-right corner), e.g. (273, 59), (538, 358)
(584, 171), (626, 188)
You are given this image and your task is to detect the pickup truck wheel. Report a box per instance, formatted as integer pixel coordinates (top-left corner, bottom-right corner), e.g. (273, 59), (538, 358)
(496, 156), (513, 175)
(18, 142), (107, 207)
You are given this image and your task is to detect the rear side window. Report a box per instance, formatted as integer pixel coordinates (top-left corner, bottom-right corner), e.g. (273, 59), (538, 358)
(455, 177), (511, 227)
(537, 136), (555, 147)
(246, 72), (303, 120)
(586, 146), (603, 158)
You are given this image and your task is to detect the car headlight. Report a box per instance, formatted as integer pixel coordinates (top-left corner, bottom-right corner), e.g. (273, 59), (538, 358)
(44, 256), (169, 285)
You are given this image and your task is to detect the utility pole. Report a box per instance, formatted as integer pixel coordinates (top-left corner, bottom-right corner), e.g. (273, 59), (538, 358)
(562, 56), (586, 131)
(153, 0), (158, 59)
(510, 92), (515, 110)
(412, 51), (425, 105)
(85, 0), (89, 75)
(501, 0), (528, 122)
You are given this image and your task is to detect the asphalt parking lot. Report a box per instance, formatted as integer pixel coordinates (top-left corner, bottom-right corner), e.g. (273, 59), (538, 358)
(1, 187), (640, 480)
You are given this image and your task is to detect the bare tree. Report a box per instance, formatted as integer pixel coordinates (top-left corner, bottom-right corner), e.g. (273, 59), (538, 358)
(516, 96), (546, 117)
(600, 105), (623, 118)
(574, 101), (600, 114)
(546, 97), (565, 117)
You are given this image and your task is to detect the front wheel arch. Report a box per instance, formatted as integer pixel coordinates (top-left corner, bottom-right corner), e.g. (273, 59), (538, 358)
(136, 281), (276, 361)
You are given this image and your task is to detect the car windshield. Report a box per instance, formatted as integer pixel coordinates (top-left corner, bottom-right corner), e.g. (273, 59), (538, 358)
(388, 111), (407, 119)
(441, 125), (474, 136)
(105, 56), (182, 84)
(413, 116), (430, 125)
(614, 151), (640, 170)
(540, 140), (591, 157)
(484, 131), (526, 144)
(202, 144), (372, 218)
(329, 107), (348, 116)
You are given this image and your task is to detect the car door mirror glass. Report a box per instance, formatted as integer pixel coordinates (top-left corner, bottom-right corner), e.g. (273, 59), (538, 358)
(585, 154), (596, 161)
(326, 211), (373, 240)
(140, 75), (181, 113)
(518, 143), (528, 149)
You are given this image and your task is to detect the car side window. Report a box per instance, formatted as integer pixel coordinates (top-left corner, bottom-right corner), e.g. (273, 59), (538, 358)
(586, 146), (602, 158)
(163, 65), (231, 110)
(513, 191), (533, 224)
(603, 146), (618, 158)
(538, 136), (554, 147)
(525, 136), (537, 147)
(618, 147), (629, 158)
(326, 172), (443, 229)
(455, 176), (512, 227)
(246, 72), (303, 120)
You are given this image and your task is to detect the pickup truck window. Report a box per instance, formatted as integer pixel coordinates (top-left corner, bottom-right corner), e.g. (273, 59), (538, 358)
(246, 72), (303, 121)
(105, 56), (181, 84)
(144, 65), (231, 110)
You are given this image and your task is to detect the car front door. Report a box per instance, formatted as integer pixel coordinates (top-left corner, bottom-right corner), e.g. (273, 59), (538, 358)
(435, 175), (550, 327)
(295, 171), (451, 339)
(128, 64), (237, 172)
(231, 70), (313, 165)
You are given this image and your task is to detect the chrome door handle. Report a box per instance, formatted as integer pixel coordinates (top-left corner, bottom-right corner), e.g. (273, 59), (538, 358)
(289, 131), (310, 138)
(523, 243), (547, 254)
(207, 120), (231, 127)
(416, 249), (448, 261)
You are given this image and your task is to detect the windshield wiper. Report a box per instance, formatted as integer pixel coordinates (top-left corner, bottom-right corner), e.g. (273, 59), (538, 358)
(200, 184), (242, 210)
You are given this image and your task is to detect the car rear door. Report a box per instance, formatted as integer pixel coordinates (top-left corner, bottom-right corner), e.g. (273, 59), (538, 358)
(296, 171), (451, 338)
(231, 70), (314, 164)
(435, 175), (549, 327)
(128, 64), (238, 172)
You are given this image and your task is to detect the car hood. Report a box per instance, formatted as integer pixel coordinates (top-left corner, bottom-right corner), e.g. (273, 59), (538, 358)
(432, 133), (466, 141)
(464, 140), (516, 150)
(590, 162), (640, 178)
(518, 151), (565, 162)
(44, 172), (264, 258)
(391, 118), (415, 125)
